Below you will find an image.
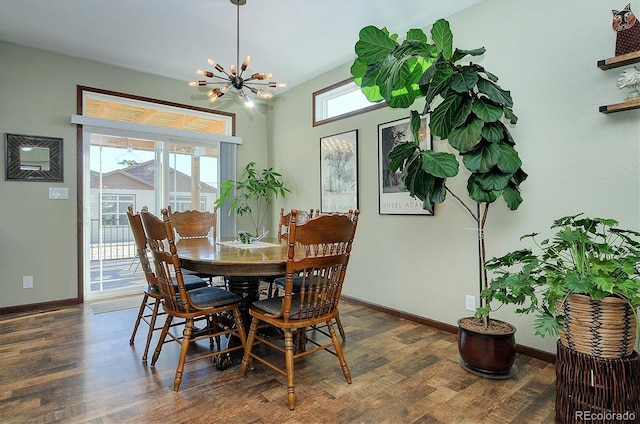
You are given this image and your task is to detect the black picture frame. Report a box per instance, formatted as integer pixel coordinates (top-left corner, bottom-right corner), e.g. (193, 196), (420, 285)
(378, 115), (432, 215)
(5, 133), (63, 182)
(320, 129), (358, 213)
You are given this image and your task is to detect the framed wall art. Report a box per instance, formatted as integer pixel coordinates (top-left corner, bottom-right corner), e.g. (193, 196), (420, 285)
(5, 133), (63, 182)
(378, 115), (432, 215)
(320, 129), (358, 213)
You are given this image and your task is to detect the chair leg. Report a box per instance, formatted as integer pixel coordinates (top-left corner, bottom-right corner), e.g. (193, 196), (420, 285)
(240, 317), (259, 375)
(142, 298), (161, 362)
(335, 313), (346, 344)
(173, 318), (194, 392)
(284, 328), (296, 410)
(151, 315), (172, 367)
(327, 320), (351, 384)
(129, 293), (149, 345)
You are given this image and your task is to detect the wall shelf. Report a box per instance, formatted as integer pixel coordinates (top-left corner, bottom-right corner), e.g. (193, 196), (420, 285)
(597, 50), (640, 70)
(599, 99), (640, 114)
(597, 51), (640, 113)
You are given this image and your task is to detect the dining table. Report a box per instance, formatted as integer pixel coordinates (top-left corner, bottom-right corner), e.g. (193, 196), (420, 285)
(176, 236), (288, 330)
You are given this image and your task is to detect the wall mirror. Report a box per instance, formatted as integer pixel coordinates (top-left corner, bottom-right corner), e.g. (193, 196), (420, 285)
(5, 133), (63, 181)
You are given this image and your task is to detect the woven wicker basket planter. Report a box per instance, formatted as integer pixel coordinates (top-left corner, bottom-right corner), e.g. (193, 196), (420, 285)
(559, 294), (638, 359)
(555, 341), (640, 424)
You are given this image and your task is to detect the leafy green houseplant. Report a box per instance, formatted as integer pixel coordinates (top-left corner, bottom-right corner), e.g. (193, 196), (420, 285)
(215, 162), (290, 237)
(478, 214), (640, 356)
(353, 22), (524, 303)
(351, 18), (526, 376)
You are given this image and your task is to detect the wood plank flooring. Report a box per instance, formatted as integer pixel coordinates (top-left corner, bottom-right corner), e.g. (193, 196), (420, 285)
(0, 299), (556, 423)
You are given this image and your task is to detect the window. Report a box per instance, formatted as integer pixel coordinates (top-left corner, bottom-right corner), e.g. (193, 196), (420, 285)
(101, 194), (134, 226)
(171, 196), (206, 212)
(313, 78), (386, 126)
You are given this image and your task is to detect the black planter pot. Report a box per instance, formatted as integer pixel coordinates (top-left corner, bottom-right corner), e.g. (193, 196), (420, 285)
(457, 317), (518, 379)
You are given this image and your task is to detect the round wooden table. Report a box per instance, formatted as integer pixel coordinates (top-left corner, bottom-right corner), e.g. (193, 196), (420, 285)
(176, 237), (287, 330)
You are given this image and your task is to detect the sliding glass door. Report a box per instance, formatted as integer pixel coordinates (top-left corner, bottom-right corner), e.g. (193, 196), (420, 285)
(83, 132), (222, 300)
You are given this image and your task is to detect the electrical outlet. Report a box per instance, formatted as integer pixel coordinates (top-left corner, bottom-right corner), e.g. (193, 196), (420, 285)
(465, 295), (475, 311)
(23, 276), (33, 289)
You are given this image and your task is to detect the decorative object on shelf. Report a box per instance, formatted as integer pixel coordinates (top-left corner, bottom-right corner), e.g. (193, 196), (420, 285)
(617, 66), (640, 100)
(479, 214), (640, 359)
(189, 0), (286, 108)
(320, 130), (358, 213)
(215, 162), (290, 237)
(352, 19), (525, 378)
(5, 133), (63, 182)
(613, 3), (640, 56)
(377, 116), (432, 215)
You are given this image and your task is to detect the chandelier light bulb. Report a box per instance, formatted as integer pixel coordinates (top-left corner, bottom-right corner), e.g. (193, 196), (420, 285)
(230, 64), (237, 75)
(242, 56), (251, 71)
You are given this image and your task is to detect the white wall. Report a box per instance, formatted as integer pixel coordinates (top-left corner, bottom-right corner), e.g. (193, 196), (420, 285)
(270, 0), (640, 353)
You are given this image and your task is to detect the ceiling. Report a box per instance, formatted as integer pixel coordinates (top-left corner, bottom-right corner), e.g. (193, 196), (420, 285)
(0, 0), (481, 96)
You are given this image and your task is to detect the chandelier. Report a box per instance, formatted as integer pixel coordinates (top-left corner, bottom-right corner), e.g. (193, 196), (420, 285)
(189, 0), (286, 108)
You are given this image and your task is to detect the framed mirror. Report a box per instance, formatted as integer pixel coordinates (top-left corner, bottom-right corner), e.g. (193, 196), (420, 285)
(5, 133), (63, 181)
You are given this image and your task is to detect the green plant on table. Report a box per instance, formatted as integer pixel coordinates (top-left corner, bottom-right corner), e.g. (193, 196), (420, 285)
(215, 162), (290, 237)
(477, 214), (640, 337)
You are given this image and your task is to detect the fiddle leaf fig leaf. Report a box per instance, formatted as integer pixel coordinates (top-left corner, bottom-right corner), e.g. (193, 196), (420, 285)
(388, 141), (418, 172)
(497, 143), (522, 173)
(467, 176), (500, 203)
(450, 66), (479, 93)
(477, 77), (513, 108)
(422, 151), (459, 178)
(431, 19), (453, 59)
(503, 106), (518, 124)
(471, 98), (503, 123)
(423, 61), (454, 108)
(502, 182), (523, 210)
(462, 142), (501, 173)
(354, 26), (397, 64)
(452, 97), (473, 128)
(406, 28), (428, 43)
(430, 94), (463, 139)
(474, 170), (512, 191)
(409, 110), (423, 142)
(451, 47), (486, 63)
(448, 117), (484, 152)
(481, 122), (506, 143)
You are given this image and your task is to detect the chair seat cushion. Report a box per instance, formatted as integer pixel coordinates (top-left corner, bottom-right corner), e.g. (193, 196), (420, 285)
(149, 274), (208, 293)
(179, 286), (241, 310)
(251, 296), (330, 320)
(181, 274), (209, 290)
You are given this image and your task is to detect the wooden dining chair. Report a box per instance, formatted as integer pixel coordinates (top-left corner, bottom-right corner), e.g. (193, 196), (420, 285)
(260, 208), (315, 300)
(240, 209), (360, 410)
(167, 205), (217, 240)
(140, 208), (247, 392)
(168, 205), (226, 287)
(276, 207), (316, 242)
(271, 208), (353, 343)
(126, 206), (209, 362)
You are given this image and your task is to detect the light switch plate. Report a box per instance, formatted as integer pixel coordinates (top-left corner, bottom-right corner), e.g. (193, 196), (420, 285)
(49, 187), (69, 199)
(465, 295), (476, 311)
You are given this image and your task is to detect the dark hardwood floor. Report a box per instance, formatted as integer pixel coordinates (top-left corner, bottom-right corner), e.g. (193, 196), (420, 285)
(0, 299), (556, 423)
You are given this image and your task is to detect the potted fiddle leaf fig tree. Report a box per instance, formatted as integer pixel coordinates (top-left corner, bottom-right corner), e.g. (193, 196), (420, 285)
(215, 161), (290, 239)
(352, 18), (526, 377)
